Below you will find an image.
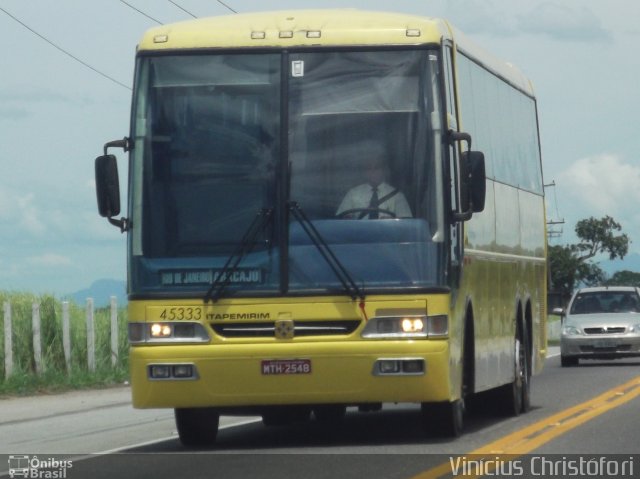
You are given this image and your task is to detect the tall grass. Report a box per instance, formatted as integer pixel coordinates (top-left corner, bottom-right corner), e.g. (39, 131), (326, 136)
(0, 292), (129, 396)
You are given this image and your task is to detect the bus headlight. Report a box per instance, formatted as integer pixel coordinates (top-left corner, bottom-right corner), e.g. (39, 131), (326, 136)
(361, 315), (448, 339)
(150, 323), (172, 338)
(402, 317), (424, 333)
(128, 322), (210, 344)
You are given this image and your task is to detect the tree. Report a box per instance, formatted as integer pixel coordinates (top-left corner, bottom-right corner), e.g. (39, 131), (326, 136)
(604, 270), (640, 287)
(548, 245), (605, 297)
(549, 216), (630, 299)
(573, 216), (629, 261)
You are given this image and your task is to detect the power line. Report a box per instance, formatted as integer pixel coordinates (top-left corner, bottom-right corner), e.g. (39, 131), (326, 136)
(216, 0), (238, 14)
(119, 0), (163, 25)
(0, 6), (131, 91)
(168, 1), (197, 18)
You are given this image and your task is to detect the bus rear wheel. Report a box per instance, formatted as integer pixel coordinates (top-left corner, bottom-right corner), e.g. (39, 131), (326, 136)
(174, 407), (220, 447)
(496, 327), (529, 416)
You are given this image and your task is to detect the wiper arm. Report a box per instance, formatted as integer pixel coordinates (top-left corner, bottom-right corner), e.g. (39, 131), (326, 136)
(288, 201), (365, 301)
(204, 208), (273, 303)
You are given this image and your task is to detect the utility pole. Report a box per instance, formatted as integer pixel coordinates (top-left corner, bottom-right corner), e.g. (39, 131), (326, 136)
(544, 181), (564, 238)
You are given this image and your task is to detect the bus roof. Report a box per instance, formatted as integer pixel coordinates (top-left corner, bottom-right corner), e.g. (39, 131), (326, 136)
(138, 9), (534, 96)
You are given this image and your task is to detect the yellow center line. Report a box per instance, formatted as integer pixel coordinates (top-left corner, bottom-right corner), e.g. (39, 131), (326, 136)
(412, 375), (640, 479)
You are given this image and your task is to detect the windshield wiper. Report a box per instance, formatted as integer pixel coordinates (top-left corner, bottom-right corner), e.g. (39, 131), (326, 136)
(288, 201), (365, 301)
(204, 208), (273, 303)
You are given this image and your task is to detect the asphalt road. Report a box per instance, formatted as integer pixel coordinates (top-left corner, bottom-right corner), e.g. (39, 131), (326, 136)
(2, 348), (639, 479)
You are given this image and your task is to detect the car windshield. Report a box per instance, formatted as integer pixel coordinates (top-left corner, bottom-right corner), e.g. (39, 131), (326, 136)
(570, 291), (640, 315)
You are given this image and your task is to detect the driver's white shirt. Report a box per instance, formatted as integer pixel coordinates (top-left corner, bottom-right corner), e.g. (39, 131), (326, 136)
(336, 182), (412, 219)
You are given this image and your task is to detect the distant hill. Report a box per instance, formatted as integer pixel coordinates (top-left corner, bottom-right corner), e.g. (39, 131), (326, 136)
(67, 279), (127, 307)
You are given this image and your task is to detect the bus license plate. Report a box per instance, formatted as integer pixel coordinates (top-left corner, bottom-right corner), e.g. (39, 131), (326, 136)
(261, 359), (311, 375)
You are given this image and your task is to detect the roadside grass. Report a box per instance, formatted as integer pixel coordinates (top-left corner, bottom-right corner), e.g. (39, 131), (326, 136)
(0, 292), (128, 397)
(0, 366), (129, 397)
(547, 313), (562, 346)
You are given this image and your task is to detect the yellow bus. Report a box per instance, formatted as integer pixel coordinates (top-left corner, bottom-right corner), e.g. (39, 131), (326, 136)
(95, 9), (547, 446)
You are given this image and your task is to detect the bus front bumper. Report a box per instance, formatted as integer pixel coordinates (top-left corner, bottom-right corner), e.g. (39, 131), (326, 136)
(129, 340), (452, 409)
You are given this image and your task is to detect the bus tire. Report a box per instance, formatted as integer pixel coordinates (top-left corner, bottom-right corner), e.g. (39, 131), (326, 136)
(421, 399), (464, 438)
(520, 321), (532, 413)
(496, 325), (528, 416)
(174, 407), (219, 447)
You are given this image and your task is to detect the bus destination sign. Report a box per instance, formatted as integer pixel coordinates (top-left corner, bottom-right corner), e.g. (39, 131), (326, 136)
(161, 268), (263, 286)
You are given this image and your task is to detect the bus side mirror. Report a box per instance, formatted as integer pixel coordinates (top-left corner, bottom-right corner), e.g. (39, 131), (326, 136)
(95, 154), (128, 232)
(455, 150), (486, 221)
(467, 151), (486, 213)
(448, 130), (485, 221)
(95, 154), (120, 217)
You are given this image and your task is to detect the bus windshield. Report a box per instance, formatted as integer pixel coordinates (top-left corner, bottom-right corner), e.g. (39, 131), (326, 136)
(129, 49), (445, 296)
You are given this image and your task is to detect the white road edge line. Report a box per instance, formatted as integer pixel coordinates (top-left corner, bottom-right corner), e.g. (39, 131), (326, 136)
(547, 346), (561, 358)
(93, 418), (262, 455)
(0, 419), (263, 477)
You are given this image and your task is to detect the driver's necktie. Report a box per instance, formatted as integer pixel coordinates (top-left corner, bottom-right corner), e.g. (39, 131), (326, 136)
(368, 187), (379, 219)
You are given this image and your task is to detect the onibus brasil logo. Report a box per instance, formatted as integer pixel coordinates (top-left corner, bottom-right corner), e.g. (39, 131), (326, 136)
(8, 455), (72, 478)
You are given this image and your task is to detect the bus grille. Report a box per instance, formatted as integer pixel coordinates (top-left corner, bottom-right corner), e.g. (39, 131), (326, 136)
(210, 320), (361, 338)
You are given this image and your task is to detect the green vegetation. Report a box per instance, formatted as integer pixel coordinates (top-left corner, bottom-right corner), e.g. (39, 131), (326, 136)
(0, 292), (128, 396)
(549, 215), (631, 302)
(546, 314), (562, 346)
(603, 270), (640, 287)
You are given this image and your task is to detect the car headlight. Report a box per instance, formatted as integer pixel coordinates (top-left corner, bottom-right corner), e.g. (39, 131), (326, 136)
(128, 322), (210, 344)
(361, 315), (448, 339)
(631, 324), (640, 333)
(562, 325), (582, 336)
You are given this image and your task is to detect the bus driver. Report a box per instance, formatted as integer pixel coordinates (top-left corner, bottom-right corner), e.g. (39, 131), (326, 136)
(336, 154), (412, 219)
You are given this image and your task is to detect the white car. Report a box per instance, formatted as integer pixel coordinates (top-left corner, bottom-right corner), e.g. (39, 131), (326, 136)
(557, 286), (640, 367)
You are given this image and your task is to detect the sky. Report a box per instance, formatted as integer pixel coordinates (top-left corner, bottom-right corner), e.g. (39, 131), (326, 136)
(1, 0), (639, 295)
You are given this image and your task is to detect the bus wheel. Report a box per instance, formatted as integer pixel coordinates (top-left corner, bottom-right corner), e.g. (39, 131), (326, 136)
(496, 329), (528, 416)
(174, 407), (219, 447)
(520, 324), (531, 413)
(421, 399), (464, 438)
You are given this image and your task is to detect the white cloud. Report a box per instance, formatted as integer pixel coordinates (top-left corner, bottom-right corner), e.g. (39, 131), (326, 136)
(0, 106), (30, 121)
(444, 0), (517, 37)
(17, 193), (46, 235)
(442, 0), (612, 42)
(559, 154), (640, 214)
(517, 2), (611, 42)
(27, 253), (73, 267)
(557, 154), (640, 251)
(0, 187), (47, 235)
